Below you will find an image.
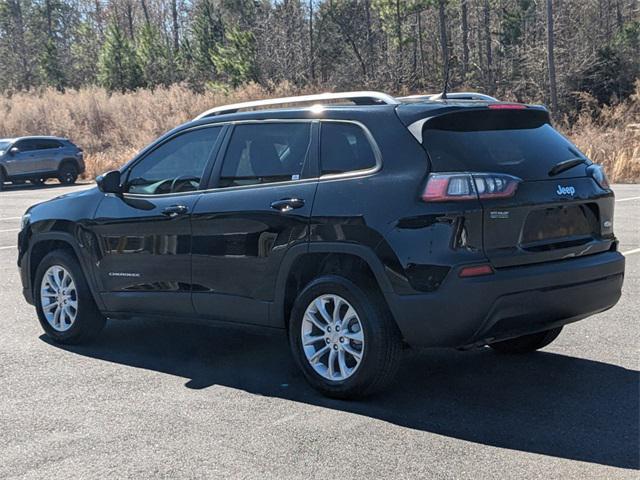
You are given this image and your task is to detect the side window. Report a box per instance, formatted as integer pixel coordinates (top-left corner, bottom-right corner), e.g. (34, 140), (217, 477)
(320, 122), (377, 175)
(37, 139), (62, 149)
(14, 140), (38, 152)
(126, 126), (222, 195)
(219, 122), (312, 188)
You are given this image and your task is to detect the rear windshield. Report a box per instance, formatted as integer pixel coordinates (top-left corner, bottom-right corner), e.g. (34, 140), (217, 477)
(422, 110), (587, 179)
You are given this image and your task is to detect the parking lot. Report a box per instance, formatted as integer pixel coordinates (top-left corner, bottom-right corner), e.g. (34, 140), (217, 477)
(0, 182), (638, 479)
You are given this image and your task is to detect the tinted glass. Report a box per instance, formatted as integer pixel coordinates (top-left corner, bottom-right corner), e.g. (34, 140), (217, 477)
(320, 122), (376, 174)
(14, 139), (38, 152)
(219, 123), (311, 188)
(126, 126), (222, 195)
(422, 110), (588, 180)
(37, 139), (62, 149)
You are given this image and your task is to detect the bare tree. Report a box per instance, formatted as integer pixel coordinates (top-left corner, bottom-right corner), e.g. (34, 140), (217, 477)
(546, 0), (559, 115)
(171, 0), (179, 52)
(483, 0), (493, 92)
(460, 0), (469, 80)
(438, 0), (449, 82)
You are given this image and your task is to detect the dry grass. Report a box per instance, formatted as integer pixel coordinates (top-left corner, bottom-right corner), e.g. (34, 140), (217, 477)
(559, 81), (640, 183)
(0, 83), (308, 179)
(0, 82), (638, 182)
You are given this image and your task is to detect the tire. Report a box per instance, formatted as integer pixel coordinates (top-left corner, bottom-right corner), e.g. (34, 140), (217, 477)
(0, 168), (6, 191)
(489, 327), (563, 354)
(34, 249), (106, 344)
(289, 275), (402, 399)
(58, 163), (78, 185)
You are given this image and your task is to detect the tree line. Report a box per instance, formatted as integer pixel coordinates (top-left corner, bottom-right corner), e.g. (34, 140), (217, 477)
(0, 0), (638, 116)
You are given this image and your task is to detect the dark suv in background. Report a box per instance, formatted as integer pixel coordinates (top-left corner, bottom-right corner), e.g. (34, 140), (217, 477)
(17, 91), (625, 398)
(0, 136), (85, 190)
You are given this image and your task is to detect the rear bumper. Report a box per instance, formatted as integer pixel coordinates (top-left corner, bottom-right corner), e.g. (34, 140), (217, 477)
(387, 251), (625, 348)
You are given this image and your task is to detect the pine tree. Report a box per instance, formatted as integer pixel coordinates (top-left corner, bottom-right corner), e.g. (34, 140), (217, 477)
(97, 19), (142, 93)
(187, 0), (224, 86)
(39, 37), (65, 90)
(210, 28), (256, 87)
(70, 21), (101, 88)
(0, 0), (39, 91)
(137, 23), (173, 88)
(35, 0), (67, 90)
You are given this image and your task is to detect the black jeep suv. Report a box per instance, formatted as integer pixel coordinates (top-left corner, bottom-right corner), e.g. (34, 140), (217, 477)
(18, 91), (625, 398)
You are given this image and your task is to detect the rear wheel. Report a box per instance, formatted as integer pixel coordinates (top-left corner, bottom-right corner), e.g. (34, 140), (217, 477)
(58, 163), (78, 185)
(489, 327), (563, 354)
(289, 275), (402, 399)
(35, 250), (106, 344)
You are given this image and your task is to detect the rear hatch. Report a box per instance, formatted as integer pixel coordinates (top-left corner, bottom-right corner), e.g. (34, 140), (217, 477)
(418, 107), (616, 267)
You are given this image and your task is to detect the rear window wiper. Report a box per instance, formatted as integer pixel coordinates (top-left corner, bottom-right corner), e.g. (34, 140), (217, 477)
(548, 157), (590, 177)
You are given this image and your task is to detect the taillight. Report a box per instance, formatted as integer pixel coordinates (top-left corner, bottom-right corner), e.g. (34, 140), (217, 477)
(587, 164), (610, 190)
(421, 173), (521, 202)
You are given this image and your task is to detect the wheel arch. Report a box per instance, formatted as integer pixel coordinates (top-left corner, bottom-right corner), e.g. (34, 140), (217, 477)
(27, 233), (105, 310)
(272, 243), (397, 331)
(58, 158), (79, 171)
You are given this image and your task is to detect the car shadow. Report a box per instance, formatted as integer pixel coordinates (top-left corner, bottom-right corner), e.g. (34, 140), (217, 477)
(41, 318), (639, 470)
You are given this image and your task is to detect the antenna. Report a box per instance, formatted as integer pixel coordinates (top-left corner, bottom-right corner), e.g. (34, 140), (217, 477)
(429, 58), (451, 101)
(441, 59), (450, 100)
(440, 58), (451, 100)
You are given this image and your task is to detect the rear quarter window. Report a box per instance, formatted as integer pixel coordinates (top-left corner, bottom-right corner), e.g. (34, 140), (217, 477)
(37, 139), (63, 149)
(320, 122), (377, 175)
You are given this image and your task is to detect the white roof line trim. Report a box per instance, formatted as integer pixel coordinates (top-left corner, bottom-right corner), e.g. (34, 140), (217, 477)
(194, 91), (399, 119)
(408, 118), (429, 144)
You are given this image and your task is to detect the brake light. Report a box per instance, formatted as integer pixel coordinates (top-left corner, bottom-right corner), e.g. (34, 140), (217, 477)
(459, 264), (494, 278)
(421, 173), (521, 202)
(488, 104), (527, 110)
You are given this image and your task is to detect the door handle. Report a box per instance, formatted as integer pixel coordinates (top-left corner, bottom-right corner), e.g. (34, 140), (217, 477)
(270, 198), (305, 212)
(162, 205), (189, 217)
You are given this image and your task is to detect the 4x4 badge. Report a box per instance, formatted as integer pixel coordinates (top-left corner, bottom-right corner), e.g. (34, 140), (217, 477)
(557, 185), (576, 196)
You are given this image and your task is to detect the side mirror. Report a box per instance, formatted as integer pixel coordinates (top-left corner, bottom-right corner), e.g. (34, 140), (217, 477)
(9, 146), (19, 155)
(96, 170), (123, 194)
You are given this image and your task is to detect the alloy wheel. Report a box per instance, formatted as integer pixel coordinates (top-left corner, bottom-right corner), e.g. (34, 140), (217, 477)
(40, 265), (78, 332)
(301, 294), (365, 381)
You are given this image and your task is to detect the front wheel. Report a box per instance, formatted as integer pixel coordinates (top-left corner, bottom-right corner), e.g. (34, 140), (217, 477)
(0, 168), (6, 191)
(35, 249), (106, 344)
(58, 163), (78, 185)
(289, 275), (402, 399)
(489, 327), (563, 354)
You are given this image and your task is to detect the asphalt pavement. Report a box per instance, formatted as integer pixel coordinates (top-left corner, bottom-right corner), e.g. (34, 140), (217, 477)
(0, 182), (638, 479)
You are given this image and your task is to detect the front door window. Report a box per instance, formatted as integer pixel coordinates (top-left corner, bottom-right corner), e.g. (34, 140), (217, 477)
(126, 126), (222, 195)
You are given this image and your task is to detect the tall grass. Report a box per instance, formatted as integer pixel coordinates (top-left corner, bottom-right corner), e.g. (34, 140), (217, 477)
(0, 82), (638, 182)
(559, 82), (640, 183)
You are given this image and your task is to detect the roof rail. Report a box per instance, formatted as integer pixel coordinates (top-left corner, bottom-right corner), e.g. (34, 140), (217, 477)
(398, 92), (498, 102)
(195, 91), (399, 119)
